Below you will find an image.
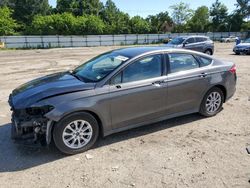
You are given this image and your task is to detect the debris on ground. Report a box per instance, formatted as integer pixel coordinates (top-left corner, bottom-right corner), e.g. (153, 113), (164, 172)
(111, 165), (119, 171)
(85, 154), (94, 160)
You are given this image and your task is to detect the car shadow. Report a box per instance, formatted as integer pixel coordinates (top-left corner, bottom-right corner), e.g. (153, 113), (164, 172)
(0, 113), (203, 172)
(229, 53), (250, 56)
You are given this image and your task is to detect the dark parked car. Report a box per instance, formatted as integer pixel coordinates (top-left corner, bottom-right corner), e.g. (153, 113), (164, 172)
(233, 38), (250, 55)
(165, 36), (214, 55)
(9, 47), (236, 154)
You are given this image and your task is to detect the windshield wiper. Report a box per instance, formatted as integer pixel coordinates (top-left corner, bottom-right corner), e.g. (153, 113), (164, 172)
(69, 71), (96, 83)
(69, 71), (84, 82)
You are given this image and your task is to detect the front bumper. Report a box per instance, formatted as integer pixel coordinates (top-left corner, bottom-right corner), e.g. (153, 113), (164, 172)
(11, 111), (49, 144)
(9, 94), (52, 145)
(233, 47), (250, 54)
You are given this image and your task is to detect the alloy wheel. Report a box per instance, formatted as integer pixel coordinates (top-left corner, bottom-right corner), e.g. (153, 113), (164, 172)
(206, 92), (222, 113)
(62, 120), (93, 149)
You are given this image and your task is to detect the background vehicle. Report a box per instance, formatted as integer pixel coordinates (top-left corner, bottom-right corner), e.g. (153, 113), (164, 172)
(233, 38), (250, 55)
(9, 47), (236, 154)
(165, 36), (214, 55)
(221, 36), (237, 43)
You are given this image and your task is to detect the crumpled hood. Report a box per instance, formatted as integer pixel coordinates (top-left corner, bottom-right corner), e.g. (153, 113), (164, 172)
(10, 72), (95, 109)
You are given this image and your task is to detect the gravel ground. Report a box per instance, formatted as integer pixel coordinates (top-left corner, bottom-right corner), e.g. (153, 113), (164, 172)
(0, 43), (249, 188)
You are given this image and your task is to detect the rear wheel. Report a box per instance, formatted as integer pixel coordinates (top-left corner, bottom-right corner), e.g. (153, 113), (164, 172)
(53, 112), (99, 155)
(204, 49), (212, 55)
(199, 87), (224, 117)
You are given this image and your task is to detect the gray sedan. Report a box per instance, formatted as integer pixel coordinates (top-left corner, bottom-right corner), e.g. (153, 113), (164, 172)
(9, 47), (237, 154)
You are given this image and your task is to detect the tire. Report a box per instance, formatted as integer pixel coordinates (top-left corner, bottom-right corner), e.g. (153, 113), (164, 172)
(53, 112), (99, 155)
(199, 87), (224, 117)
(235, 52), (240, 55)
(204, 49), (212, 55)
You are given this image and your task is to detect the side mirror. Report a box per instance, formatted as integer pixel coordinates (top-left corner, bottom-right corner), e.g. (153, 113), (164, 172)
(183, 42), (187, 47)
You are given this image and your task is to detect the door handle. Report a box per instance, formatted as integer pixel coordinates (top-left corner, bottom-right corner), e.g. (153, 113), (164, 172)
(116, 85), (121, 89)
(152, 81), (162, 87)
(199, 73), (208, 78)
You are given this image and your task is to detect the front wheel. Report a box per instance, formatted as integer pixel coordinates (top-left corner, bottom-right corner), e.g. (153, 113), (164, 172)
(53, 112), (99, 155)
(199, 87), (224, 117)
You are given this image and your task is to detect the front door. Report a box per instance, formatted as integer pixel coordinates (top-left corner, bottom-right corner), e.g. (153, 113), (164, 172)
(183, 37), (197, 51)
(109, 54), (168, 129)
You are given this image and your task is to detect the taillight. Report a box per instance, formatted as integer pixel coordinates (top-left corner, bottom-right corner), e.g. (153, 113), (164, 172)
(229, 64), (236, 74)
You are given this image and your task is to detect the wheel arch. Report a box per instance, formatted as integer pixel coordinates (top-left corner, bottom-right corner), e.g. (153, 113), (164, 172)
(205, 84), (227, 103)
(204, 48), (213, 55)
(48, 110), (105, 145)
(214, 85), (227, 102)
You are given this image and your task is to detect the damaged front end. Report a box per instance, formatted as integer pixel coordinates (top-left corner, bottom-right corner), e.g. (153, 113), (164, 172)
(9, 95), (54, 145)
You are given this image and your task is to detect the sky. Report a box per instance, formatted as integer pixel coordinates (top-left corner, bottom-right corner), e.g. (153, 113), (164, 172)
(48, 0), (237, 18)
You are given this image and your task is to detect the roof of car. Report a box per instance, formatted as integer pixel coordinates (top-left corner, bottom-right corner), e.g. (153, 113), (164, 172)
(110, 46), (213, 59)
(111, 46), (171, 58)
(175, 35), (209, 39)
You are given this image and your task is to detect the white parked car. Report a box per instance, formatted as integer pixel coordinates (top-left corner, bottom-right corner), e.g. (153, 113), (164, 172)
(221, 36), (237, 43)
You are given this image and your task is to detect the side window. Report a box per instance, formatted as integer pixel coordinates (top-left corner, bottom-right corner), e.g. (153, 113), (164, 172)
(111, 72), (122, 85)
(196, 37), (207, 42)
(123, 54), (162, 83)
(186, 37), (195, 44)
(198, 56), (213, 67)
(111, 54), (162, 84)
(168, 53), (199, 73)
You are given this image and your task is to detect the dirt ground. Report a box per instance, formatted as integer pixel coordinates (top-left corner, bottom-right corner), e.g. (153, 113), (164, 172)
(0, 43), (249, 188)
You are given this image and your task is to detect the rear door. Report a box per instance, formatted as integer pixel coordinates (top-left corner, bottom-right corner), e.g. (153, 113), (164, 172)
(193, 37), (206, 52)
(165, 53), (210, 115)
(108, 53), (168, 129)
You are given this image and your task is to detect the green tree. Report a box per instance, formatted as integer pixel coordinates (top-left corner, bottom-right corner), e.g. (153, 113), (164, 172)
(30, 13), (76, 35)
(80, 0), (103, 16)
(170, 2), (193, 32)
(56, 0), (73, 13)
(101, 0), (130, 34)
(236, 0), (250, 18)
(0, 6), (18, 35)
(0, 0), (12, 7)
(227, 11), (244, 32)
(210, 0), (228, 32)
(11, 0), (51, 25)
(29, 13), (105, 35)
(84, 15), (105, 34)
(147, 11), (173, 33)
(187, 6), (210, 32)
(130, 16), (151, 34)
(57, 0), (103, 16)
(241, 21), (250, 31)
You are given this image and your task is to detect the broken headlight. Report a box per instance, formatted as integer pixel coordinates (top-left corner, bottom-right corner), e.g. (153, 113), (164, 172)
(25, 105), (54, 116)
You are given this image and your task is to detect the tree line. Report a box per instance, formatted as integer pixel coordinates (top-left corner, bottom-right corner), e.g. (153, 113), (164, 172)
(0, 0), (249, 36)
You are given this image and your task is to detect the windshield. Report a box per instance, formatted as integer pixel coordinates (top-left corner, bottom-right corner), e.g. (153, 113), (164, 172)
(169, 37), (185, 45)
(243, 38), (250, 43)
(73, 52), (129, 82)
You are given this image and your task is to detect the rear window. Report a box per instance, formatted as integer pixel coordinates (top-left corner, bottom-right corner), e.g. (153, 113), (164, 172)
(198, 56), (213, 67)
